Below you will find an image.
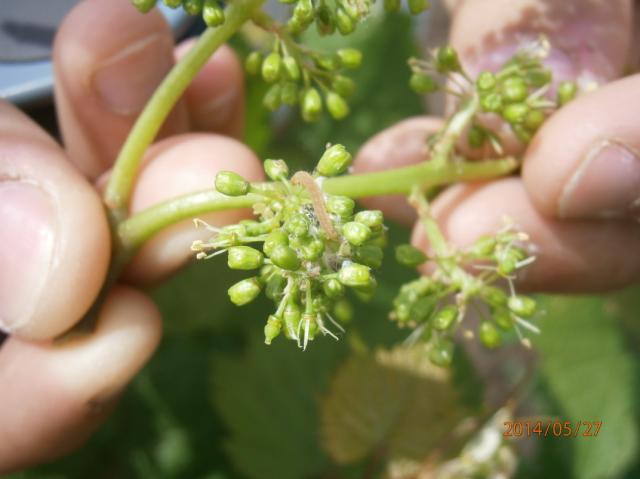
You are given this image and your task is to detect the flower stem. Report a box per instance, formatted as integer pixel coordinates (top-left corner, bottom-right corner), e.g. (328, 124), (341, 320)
(103, 0), (266, 223)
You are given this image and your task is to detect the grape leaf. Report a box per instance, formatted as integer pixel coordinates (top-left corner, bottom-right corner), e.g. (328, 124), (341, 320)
(534, 294), (640, 479)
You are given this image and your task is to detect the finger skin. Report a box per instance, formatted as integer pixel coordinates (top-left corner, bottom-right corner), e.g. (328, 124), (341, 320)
(176, 41), (245, 139)
(353, 117), (444, 225)
(124, 133), (264, 283)
(0, 286), (161, 473)
(412, 178), (640, 293)
(523, 74), (640, 219)
(0, 102), (110, 340)
(54, 0), (189, 178)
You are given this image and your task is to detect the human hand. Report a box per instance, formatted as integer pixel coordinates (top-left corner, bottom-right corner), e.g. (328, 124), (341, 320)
(355, 0), (640, 293)
(0, 0), (262, 472)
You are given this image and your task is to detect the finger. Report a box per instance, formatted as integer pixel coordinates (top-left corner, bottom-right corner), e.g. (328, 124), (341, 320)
(0, 101), (110, 340)
(123, 133), (264, 283)
(0, 286), (161, 473)
(176, 40), (245, 138)
(412, 178), (640, 293)
(54, 0), (189, 179)
(353, 116), (444, 225)
(523, 74), (640, 220)
(450, 0), (632, 87)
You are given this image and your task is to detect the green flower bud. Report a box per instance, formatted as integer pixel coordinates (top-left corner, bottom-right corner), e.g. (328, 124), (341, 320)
(302, 88), (322, 122)
(293, 0), (314, 22)
(501, 76), (528, 103)
(315, 3), (335, 35)
(497, 248), (526, 276)
(353, 276), (377, 301)
(335, 8), (355, 35)
(479, 321), (502, 349)
(435, 46), (461, 73)
(429, 340), (454, 367)
(483, 286), (508, 307)
(163, 0), (182, 8)
(282, 56), (300, 81)
(395, 244), (427, 267)
(493, 308), (513, 330)
(476, 71), (496, 91)
(336, 48), (362, 69)
(227, 246), (264, 270)
(183, 0), (203, 15)
(203, 0), (225, 26)
(263, 83), (282, 111)
(270, 245), (301, 271)
(228, 277), (261, 306)
(316, 55), (339, 71)
(261, 52), (282, 83)
(279, 82), (298, 105)
(409, 73), (438, 94)
(331, 75), (356, 97)
(300, 238), (325, 261)
(384, 0), (401, 12)
(557, 80), (578, 106)
(278, 0), (297, 4)
(264, 159), (289, 180)
(286, 213), (310, 237)
(215, 171), (249, 196)
(283, 302), (302, 338)
(264, 315), (282, 345)
(508, 295), (536, 318)
(524, 109), (545, 132)
(326, 92), (349, 120)
(265, 273), (287, 300)
(342, 222), (371, 246)
(133, 0), (157, 13)
(338, 262), (371, 287)
(245, 51), (262, 75)
(263, 229), (289, 257)
(468, 124), (487, 149)
(408, 0), (430, 15)
(470, 236), (496, 257)
(323, 278), (345, 299)
(411, 296), (437, 322)
(480, 92), (503, 113)
(432, 305), (457, 331)
(317, 144), (352, 176)
(502, 103), (529, 124)
(354, 244), (383, 269)
(355, 210), (383, 229)
(326, 195), (355, 218)
(333, 299), (353, 323)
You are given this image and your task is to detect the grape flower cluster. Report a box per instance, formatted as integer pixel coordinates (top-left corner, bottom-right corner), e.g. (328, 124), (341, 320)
(192, 145), (386, 349)
(133, 0), (227, 27)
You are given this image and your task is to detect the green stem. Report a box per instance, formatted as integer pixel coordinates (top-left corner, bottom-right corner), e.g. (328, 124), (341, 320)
(103, 0), (265, 222)
(117, 157), (517, 255)
(430, 93), (480, 166)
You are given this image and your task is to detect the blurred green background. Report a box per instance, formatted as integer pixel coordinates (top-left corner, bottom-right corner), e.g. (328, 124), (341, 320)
(10, 11), (640, 479)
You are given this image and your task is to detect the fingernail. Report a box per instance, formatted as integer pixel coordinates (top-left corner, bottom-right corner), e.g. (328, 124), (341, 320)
(0, 181), (56, 332)
(559, 141), (640, 219)
(92, 34), (172, 115)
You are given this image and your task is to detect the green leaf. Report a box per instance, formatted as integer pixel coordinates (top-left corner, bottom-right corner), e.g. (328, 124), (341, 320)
(212, 337), (347, 479)
(534, 294), (640, 479)
(320, 347), (469, 468)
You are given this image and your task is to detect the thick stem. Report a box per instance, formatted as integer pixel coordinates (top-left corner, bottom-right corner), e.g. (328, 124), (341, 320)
(103, 0), (265, 222)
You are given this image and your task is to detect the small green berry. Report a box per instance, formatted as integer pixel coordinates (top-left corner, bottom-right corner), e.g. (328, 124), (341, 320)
(408, 0), (430, 15)
(264, 315), (282, 345)
(395, 244), (427, 267)
(479, 321), (502, 349)
(336, 48), (362, 69)
(493, 308), (513, 330)
(326, 92), (349, 120)
(502, 103), (529, 124)
(338, 263), (372, 287)
(326, 195), (355, 218)
(270, 245), (301, 271)
(245, 51), (262, 75)
(203, 0), (225, 26)
(317, 144), (352, 176)
(132, 0), (157, 13)
(331, 75), (356, 97)
(432, 305), (457, 331)
(501, 77), (528, 103)
(261, 52), (282, 83)
(409, 73), (438, 94)
(264, 159), (289, 180)
(411, 296), (436, 321)
(227, 246), (264, 270)
(342, 222), (371, 246)
(476, 71), (496, 91)
(183, 0), (203, 14)
(435, 46), (461, 73)
(557, 80), (578, 106)
(293, 0), (314, 22)
(228, 277), (261, 306)
(429, 340), (454, 367)
(323, 278), (345, 299)
(215, 171), (249, 196)
(481, 92), (503, 112)
(335, 8), (355, 35)
(302, 88), (322, 122)
(283, 56), (300, 81)
(484, 286), (508, 307)
(263, 230), (289, 257)
(355, 210), (383, 229)
(524, 109), (545, 131)
(508, 295), (536, 318)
